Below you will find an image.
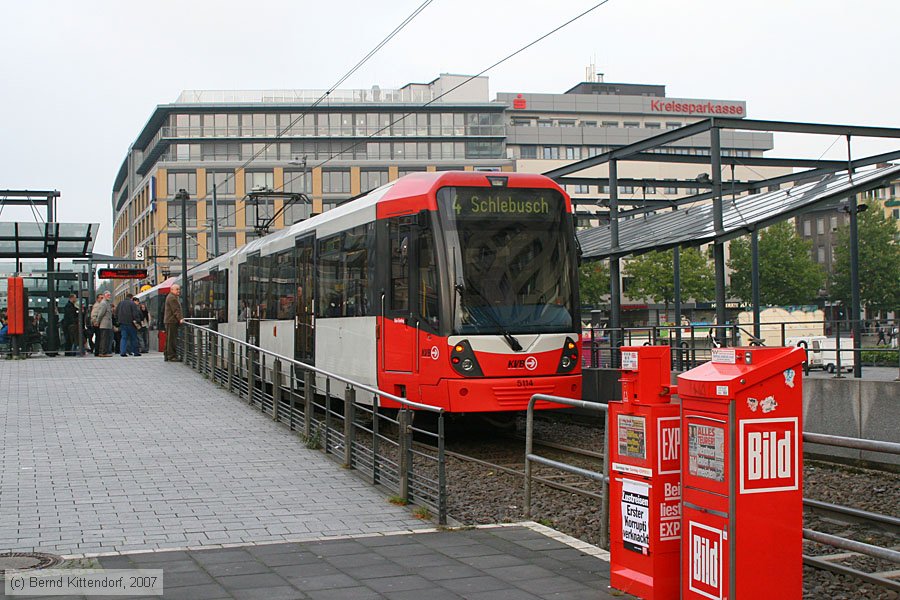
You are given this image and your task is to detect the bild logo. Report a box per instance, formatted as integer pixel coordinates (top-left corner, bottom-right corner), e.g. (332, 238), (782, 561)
(689, 522), (723, 600)
(740, 418), (799, 494)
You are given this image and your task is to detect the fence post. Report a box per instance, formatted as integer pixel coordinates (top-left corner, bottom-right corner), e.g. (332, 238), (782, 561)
(343, 386), (355, 468)
(600, 408), (611, 550)
(208, 332), (216, 381)
(834, 320), (844, 379)
(438, 413), (447, 526)
(303, 369), (314, 440)
(289, 364), (297, 431)
(272, 359), (281, 421)
(324, 378), (331, 454)
(398, 408), (411, 501)
(198, 329), (206, 376)
(524, 399), (534, 518)
(181, 325), (188, 361)
(227, 341), (234, 392)
(247, 348), (256, 404)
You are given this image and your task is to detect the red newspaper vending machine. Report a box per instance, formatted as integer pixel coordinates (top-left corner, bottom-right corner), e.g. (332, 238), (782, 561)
(678, 346), (805, 600)
(608, 346), (681, 600)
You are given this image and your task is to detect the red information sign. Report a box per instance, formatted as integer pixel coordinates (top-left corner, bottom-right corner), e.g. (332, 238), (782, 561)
(97, 268), (148, 280)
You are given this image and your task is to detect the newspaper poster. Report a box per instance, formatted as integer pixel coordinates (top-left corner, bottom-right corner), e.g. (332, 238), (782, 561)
(688, 423), (725, 482)
(617, 414), (646, 460)
(621, 479), (651, 553)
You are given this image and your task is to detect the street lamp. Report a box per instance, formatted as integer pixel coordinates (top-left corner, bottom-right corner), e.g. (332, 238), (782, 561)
(175, 188), (191, 318)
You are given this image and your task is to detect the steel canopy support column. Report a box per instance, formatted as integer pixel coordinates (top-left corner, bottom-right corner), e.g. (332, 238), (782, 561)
(177, 188), (190, 320)
(751, 229), (761, 340)
(847, 135), (862, 378)
(609, 160), (622, 367)
(673, 245), (682, 369)
(710, 126), (727, 344)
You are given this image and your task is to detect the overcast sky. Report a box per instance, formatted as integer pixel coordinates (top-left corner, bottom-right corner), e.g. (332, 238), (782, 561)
(2, 0), (897, 254)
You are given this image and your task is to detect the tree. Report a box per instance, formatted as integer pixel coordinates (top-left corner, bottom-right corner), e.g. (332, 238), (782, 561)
(579, 260), (609, 307)
(728, 220), (825, 306)
(624, 247), (715, 312)
(830, 201), (900, 315)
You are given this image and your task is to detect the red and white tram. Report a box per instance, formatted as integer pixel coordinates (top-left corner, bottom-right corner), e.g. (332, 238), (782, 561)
(139, 171), (581, 412)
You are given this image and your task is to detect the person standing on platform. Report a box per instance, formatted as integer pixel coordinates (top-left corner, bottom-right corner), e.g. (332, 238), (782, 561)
(164, 284), (184, 362)
(116, 293), (142, 357)
(61, 293), (79, 355)
(94, 292), (113, 357)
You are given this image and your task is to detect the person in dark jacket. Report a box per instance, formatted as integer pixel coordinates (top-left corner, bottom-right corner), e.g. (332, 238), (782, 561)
(94, 292), (113, 357)
(163, 284), (184, 361)
(116, 293), (142, 357)
(61, 293), (79, 354)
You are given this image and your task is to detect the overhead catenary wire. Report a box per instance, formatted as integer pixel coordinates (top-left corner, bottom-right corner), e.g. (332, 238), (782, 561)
(193, 0), (436, 222)
(211, 0), (614, 229)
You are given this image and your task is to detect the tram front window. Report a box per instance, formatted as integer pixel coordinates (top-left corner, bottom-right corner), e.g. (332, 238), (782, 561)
(437, 186), (576, 335)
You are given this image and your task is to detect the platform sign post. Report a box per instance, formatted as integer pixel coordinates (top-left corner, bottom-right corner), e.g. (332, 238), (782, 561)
(678, 346), (805, 600)
(609, 346), (681, 600)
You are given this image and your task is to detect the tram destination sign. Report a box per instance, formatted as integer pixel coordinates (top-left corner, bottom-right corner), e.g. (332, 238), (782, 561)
(97, 268), (148, 280)
(449, 188), (563, 219)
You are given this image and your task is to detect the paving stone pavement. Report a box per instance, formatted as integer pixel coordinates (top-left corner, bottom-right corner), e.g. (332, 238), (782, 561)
(0, 524), (617, 600)
(0, 354), (431, 556)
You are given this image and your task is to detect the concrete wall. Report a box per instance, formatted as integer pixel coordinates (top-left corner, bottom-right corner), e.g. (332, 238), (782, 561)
(583, 368), (900, 469)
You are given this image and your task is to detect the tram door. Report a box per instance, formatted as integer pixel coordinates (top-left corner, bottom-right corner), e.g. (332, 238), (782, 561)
(243, 254), (261, 346)
(382, 217), (416, 373)
(294, 234), (315, 365)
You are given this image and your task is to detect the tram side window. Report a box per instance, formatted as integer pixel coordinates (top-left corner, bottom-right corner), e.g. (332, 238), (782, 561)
(214, 269), (228, 323)
(273, 250), (297, 320)
(238, 260), (253, 321)
(418, 226), (439, 327)
(389, 220), (409, 312)
(191, 275), (215, 319)
(317, 224), (373, 318)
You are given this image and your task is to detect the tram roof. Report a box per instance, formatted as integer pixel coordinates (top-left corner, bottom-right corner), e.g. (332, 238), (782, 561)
(576, 163), (900, 260)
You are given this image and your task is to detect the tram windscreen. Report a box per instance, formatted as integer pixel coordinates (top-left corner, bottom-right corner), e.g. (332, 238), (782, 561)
(437, 186), (576, 335)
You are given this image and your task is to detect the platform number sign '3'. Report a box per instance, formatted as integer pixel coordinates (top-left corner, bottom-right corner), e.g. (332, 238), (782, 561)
(739, 417), (799, 494)
(689, 521), (723, 600)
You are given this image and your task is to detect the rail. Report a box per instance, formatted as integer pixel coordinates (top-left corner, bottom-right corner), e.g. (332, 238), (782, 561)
(178, 321), (447, 525)
(525, 392), (900, 591)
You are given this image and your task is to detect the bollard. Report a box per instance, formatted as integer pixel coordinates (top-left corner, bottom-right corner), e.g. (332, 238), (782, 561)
(272, 359), (282, 421)
(344, 386), (355, 468)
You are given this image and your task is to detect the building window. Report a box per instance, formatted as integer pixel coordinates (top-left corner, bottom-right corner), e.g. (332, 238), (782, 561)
(542, 146), (559, 160)
(645, 122), (661, 129)
(207, 233), (237, 256)
(830, 215), (838, 231)
(245, 199), (275, 227)
(803, 219), (812, 236)
(666, 122), (682, 129)
(167, 202), (197, 228)
(644, 185), (656, 195)
(207, 200), (235, 228)
(623, 122), (640, 129)
(465, 141), (503, 158)
(167, 172), (197, 196)
(167, 235), (197, 260)
(664, 182), (678, 195)
(582, 120), (597, 127)
(619, 185), (634, 195)
(565, 147), (581, 160)
(816, 217), (825, 235)
(537, 120), (553, 128)
(361, 169), (389, 192)
(519, 145), (538, 159)
(282, 170), (310, 194)
(283, 198), (312, 225)
(511, 117), (533, 127)
(558, 120), (576, 128)
(245, 171), (274, 193)
(322, 169), (351, 194)
(817, 246), (826, 263)
(601, 121), (618, 128)
(569, 184), (589, 194)
(206, 170), (235, 196)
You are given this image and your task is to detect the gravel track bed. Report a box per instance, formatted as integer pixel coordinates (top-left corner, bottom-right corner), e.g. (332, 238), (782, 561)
(439, 416), (900, 600)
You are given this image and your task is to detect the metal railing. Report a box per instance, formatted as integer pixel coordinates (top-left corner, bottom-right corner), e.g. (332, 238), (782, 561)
(524, 392), (900, 591)
(178, 320), (447, 525)
(583, 318), (900, 378)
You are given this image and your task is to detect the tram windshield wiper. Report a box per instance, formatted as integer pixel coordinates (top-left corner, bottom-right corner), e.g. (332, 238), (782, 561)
(454, 282), (523, 352)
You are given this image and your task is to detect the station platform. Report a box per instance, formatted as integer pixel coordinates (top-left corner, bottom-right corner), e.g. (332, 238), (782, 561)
(0, 355), (614, 598)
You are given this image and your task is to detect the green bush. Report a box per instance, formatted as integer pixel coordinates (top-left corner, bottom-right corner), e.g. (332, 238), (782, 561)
(859, 348), (899, 366)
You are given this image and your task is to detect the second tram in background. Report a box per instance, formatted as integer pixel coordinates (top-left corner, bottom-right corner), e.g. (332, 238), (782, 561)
(138, 171), (581, 413)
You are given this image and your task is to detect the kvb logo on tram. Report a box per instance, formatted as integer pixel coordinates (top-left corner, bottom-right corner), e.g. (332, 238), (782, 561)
(689, 522), (723, 599)
(739, 417), (799, 494)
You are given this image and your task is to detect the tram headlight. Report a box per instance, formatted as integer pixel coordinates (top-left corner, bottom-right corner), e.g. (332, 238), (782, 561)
(450, 339), (483, 376)
(556, 337), (579, 373)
